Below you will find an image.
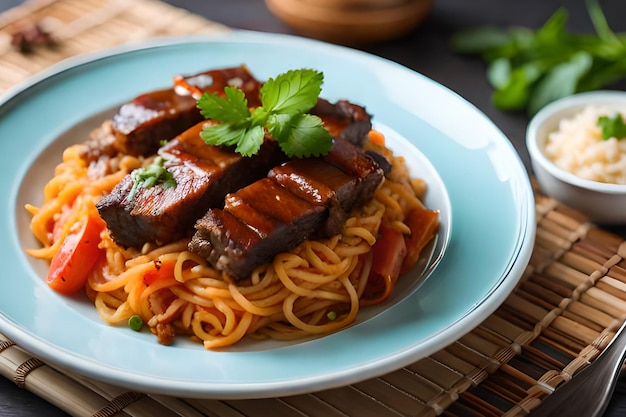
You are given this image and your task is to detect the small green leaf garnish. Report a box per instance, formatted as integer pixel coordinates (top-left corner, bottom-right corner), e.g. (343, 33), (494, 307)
(198, 86), (250, 124)
(197, 69), (332, 158)
(128, 314), (144, 332)
(127, 156), (176, 202)
(597, 113), (626, 140)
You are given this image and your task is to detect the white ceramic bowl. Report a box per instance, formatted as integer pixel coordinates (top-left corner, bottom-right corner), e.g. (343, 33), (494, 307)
(527, 91), (626, 225)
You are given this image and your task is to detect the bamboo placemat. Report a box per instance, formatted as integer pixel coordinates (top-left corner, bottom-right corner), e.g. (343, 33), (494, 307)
(0, 0), (228, 93)
(2, 1), (626, 416)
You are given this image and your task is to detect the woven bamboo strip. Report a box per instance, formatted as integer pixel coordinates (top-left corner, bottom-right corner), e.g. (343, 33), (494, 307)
(0, 333), (132, 417)
(597, 275), (626, 300)
(607, 262), (626, 283)
(308, 386), (407, 416)
(269, 395), (347, 417)
(406, 357), (464, 390)
(354, 376), (431, 414)
(481, 315), (525, 343)
(182, 398), (247, 417)
(561, 301), (613, 332)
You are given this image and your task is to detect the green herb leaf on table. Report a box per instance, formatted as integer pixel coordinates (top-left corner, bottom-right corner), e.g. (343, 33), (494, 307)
(450, 0), (626, 115)
(197, 68), (332, 158)
(527, 51), (593, 116)
(598, 113), (626, 140)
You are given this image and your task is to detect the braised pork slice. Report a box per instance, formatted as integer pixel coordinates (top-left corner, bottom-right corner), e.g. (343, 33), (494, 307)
(96, 122), (285, 248)
(312, 98), (372, 146)
(269, 158), (357, 236)
(191, 178), (328, 278)
(110, 65), (263, 157)
(189, 137), (385, 280)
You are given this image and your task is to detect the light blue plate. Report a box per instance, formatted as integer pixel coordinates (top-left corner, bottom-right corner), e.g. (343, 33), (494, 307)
(0, 31), (534, 399)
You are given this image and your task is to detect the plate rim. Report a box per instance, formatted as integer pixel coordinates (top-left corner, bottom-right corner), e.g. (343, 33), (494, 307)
(0, 31), (535, 399)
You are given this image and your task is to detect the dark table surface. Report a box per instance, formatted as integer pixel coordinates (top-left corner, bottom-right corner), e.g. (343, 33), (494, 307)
(2, 0), (626, 416)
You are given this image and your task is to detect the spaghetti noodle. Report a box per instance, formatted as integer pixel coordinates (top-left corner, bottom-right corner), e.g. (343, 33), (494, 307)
(26, 120), (439, 349)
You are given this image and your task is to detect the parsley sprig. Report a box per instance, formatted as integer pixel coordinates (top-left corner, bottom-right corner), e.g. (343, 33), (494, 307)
(196, 69), (332, 158)
(127, 156), (176, 202)
(598, 113), (626, 140)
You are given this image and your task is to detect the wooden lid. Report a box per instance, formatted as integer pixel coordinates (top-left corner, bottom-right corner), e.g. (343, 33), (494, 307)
(265, 0), (434, 44)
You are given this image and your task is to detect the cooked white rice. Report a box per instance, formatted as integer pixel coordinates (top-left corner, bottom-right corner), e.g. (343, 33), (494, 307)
(544, 104), (626, 185)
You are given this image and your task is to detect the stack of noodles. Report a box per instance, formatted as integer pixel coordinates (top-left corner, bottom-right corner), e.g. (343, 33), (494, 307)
(25, 102), (438, 351)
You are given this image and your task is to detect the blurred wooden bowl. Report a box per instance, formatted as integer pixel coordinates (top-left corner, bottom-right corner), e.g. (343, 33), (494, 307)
(265, 0), (434, 44)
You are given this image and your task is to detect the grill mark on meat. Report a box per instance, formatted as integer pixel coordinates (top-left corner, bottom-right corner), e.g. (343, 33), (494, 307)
(96, 122), (286, 248)
(322, 135), (386, 209)
(269, 158), (357, 236)
(225, 178), (327, 239)
(197, 178), (330, 278)
(189, 137), (385, 280)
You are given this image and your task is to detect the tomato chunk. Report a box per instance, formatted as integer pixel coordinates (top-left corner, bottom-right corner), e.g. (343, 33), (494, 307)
(46, 210), (106, 295)
(401, 208), (439, 274)
(362, 223), (407, 303)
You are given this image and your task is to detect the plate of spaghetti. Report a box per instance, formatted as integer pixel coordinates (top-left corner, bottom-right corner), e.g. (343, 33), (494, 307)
(0, 32), (534, 398)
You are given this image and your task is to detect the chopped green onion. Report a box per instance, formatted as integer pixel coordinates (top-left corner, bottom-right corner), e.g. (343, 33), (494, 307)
(128, 314), (144, 332)
(127, 156), (177, 202)
(327, 311), (337, 321)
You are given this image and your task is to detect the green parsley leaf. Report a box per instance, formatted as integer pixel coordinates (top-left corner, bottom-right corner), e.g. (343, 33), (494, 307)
(597, 113), (626, 140)
(196, 68), (332, 159)
(260, 69), (324, 114)
(236, 125), (266, 156)
(127, 156), (176, 202)
(197, 86), (251, 124)
(269, 113), (332, 158)
(200, 123), (266, 157)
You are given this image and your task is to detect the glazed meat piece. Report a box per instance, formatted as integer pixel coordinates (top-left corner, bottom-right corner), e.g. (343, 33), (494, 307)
(192, 178), (328, 278)
(110, 65), (263, 157)
(269, 158), (357, 236)
(224, 177), (327, 238)
(96, 122), (285, 248)
(188, 210), (264, 277)
(312, 98), (372, 146)
(323, 134), (386, 207)
(189, 137), (385, 280)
